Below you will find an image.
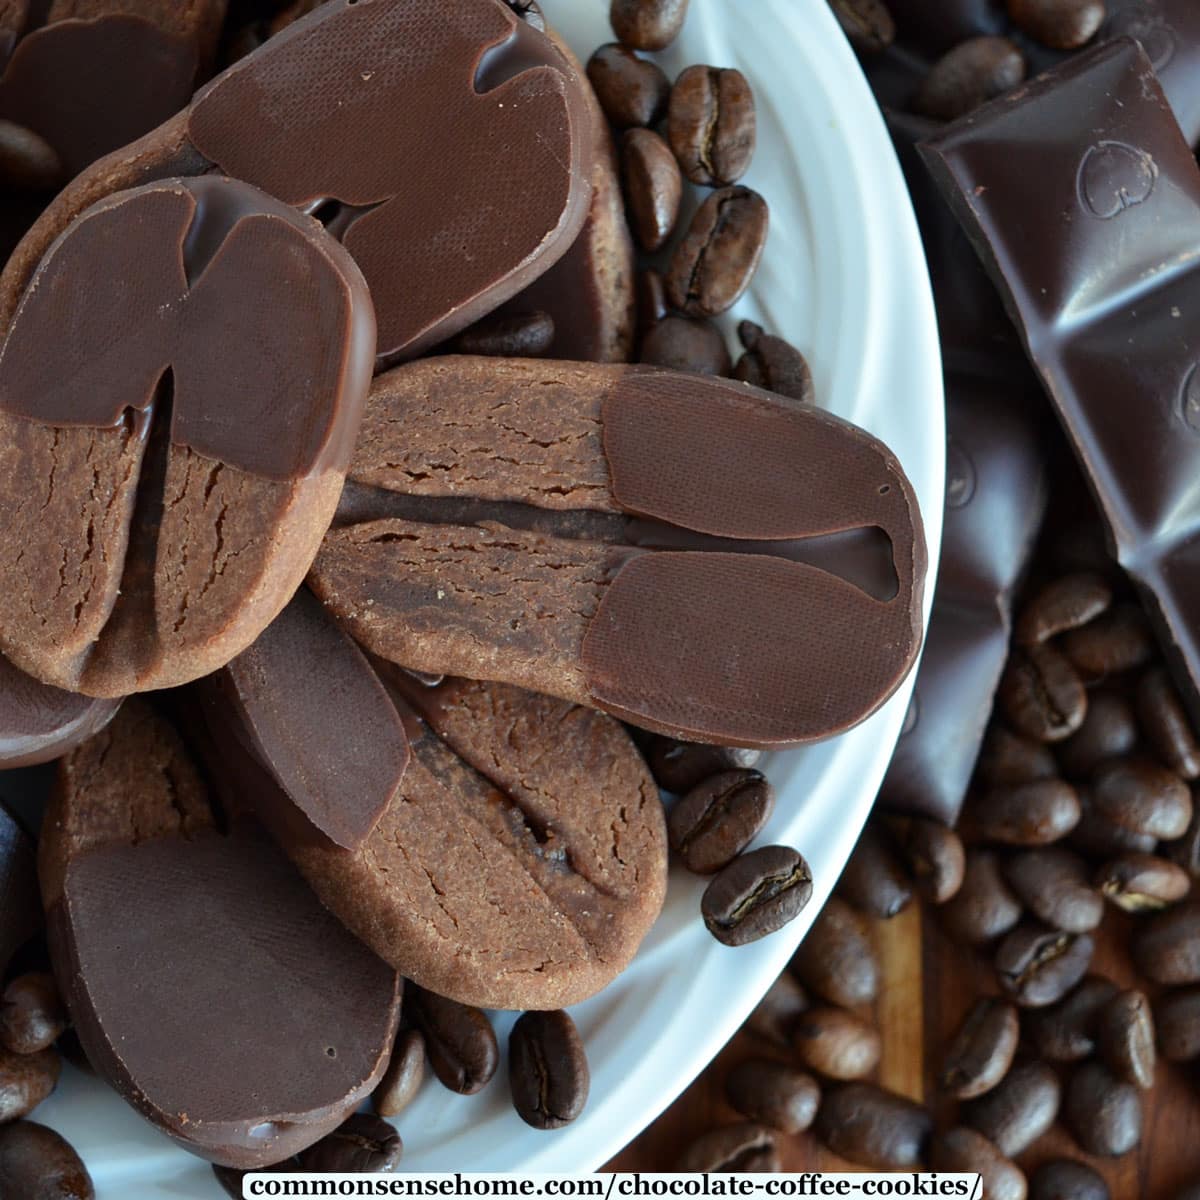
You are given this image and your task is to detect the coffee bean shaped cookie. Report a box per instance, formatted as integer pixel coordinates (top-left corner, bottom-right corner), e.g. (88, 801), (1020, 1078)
(0, 1), (593, 369)
(194, 591), (668, 1010)
(311, 358), (927, 748)
(0, 655), (119, 768)
(0, 175), (375, 696)
(0, 1), (225, 180)
(39, 699), (401, 1168)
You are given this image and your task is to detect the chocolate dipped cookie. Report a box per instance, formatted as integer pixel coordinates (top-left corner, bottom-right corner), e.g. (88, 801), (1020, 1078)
(195, 589), (668, 1011)
(39, 699), (402, 1167)
(312, 358), (928, 748)
(0, 174), (375, 697)
(0, 0), (594, 366)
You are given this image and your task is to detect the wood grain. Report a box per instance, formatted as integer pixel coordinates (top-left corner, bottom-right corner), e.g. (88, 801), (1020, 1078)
(606, 898), (1200, 1198)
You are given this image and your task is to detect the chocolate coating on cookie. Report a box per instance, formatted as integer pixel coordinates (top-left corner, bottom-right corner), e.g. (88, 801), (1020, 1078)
(187, 0), (593, 363)
(195, 595), (667, 1011)
(0, 175), (375, 696)
(311, 358), (926, 747)
(40, 700), (401, 1168)
(0, 655), (119, 768)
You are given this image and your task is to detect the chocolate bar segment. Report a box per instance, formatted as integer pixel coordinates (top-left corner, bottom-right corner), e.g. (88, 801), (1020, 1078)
(40, 700), (401, 1168)
(187, 0), (593, 362)
(921, 38), (1200, 717)
(310, 358), (926, 748)
(0, 175), (374, 697)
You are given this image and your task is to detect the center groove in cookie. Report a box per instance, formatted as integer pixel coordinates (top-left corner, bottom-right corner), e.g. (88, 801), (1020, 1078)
(334, 484), (899, 602)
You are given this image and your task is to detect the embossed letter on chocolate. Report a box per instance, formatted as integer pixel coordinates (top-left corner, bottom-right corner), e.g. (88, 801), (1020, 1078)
(921, 39), (1200, 718)
(195, 592), (669, 1011)
(311, 359), (927, 748)
(187, 0), (593, 363)
(40, 700), (401, 1168)
(0, 175), (375, 697)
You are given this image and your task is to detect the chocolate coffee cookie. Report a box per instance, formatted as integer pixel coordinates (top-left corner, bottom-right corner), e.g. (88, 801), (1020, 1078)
(1, 0), (594, 366)
(0, 2), (224, 180)
(312, 358), (927, 748)
(39, 699), (402, 1168)
(196, 591), (668, 1010)
(0, 175), (375, 696)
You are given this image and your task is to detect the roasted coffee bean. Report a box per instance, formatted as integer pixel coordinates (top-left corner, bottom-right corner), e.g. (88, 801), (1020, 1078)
(1062, 603), (1155, 680)
(0, 121), (64, 193)
(898, 817), (965, 905)
(837, 823), (913, 919)
(0, 1121), (92, 1199)
(977, 725), (1059, 787)
(635, 270), (669, 343)
(452, 310), (555, 358)
(646, 738), (761, 794)
(998, 644), (1087, 743)
(942, 998), (1020, 1100)
(702, 845), (812, 946)
(1153, 988), (1200, 1062)
(669, 769), (774, 875)
(941, 849), (1023, 945)
(995, 922), (1093, 1007)
(667, 65), (756, 187)
(622, 129), (682, 254)
(0, 1047), (60, 1123)
(964, 1061), (1061, 1157)
(373, 1029), (425, 1118)
(1097, 989), (1155, 1090)
(828, 0), (895, 53)
(610, 0), (689, 50)
(1137, 667), (1200, 780)
(0, 975), (67, 1057)
(744, 974), (809, 1047)
(666, 187), (768, 318)
(1133, 901), (1200, 985)
(639, 316), (732, 376)
(1095, 853), (1189, 913)
(1025, 975), (1118, 1062)
(1016, 573), (1113, 647)
(298, 1113), (402, 1172)
(586, 44), (670, 129)
(792, 1006), (881, 1081)
(962, 780), (1081, 846)
(733, 322), (814, 404)
(1178, 1184), (1200, 1200)
(1029, 1159), (1109, 1200)
(1069, 790), (1158, 859)
(1055, 690), (1138, 780)
(676, 1122), (779, 1172)
(509, 1010), (589, 1130)
(913, 37), (1026, 122)
(724, 1059), (820, 1134)
(1002, 847), (1103, 932)
(408, 989), (498, 1095)
(1092, 757), (1193, 841)
(815, 1083), (931, 1169)
(1165, 807), (1200, 879)
(1007, 0), (1106, 49)
(1062, 1061), (1141, 1157)
(929, 1128), (1026, 1200)
(790, 897), (878, 1006)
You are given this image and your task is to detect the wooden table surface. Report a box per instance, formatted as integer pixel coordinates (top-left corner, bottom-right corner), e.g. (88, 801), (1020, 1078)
(606, 899), (1200, 1198)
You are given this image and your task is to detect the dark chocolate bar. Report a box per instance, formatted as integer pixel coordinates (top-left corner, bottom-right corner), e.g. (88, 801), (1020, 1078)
(921, 37), (1200, 719)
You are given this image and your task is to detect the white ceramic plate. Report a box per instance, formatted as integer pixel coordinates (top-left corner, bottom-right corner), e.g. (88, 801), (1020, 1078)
(30, 0), (943, 1192)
